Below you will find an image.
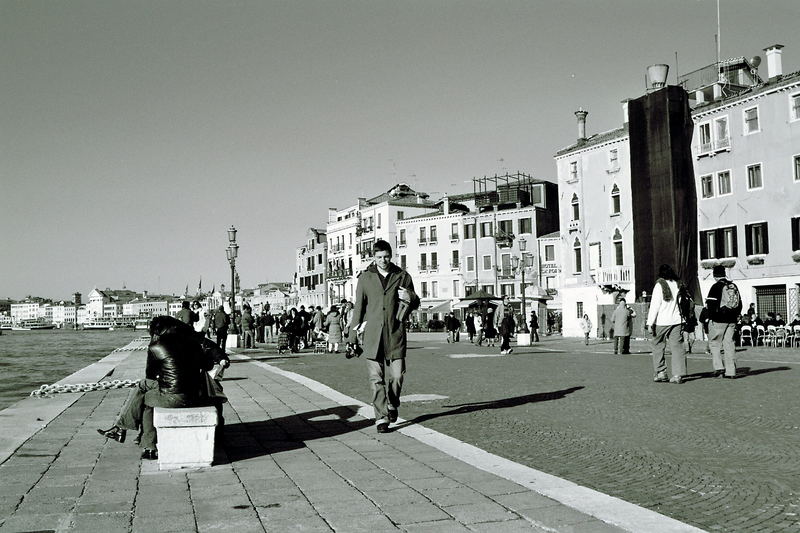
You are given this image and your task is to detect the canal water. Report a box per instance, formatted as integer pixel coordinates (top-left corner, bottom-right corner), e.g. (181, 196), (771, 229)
(0, 329), (143, 410)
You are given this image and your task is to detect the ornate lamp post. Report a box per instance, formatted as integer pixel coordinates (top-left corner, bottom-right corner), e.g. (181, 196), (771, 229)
(512, 237), (530, 333)
(226, 225), (239, 335)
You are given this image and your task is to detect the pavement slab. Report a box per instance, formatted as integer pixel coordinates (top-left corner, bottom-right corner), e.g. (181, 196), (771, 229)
(0, 337), (714, 532)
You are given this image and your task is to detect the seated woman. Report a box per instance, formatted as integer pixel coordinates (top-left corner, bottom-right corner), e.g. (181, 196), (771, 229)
(97, 316), (227, 459)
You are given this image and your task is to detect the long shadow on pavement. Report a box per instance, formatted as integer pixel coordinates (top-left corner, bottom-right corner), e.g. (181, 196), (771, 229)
(684, 365), (791, 382)
(218, 404), (371, 464)
(392, 386), (584, 431)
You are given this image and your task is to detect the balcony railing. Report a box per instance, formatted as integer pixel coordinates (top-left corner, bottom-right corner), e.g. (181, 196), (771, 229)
(450, 234), (459, 241)
(699, 137), (731, 154)
(418, 237), (428, 245)
(429, 237), (438, 244)
(397, 240), (407, 248)
(429, 263), (439, 271)
(418, 263), (428, 271)
(327, 267), (353, 280)
(450, 260), (460, 269)
(596, 266), (632, 285)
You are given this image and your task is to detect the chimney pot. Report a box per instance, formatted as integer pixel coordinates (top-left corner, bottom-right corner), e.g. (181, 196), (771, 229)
(763, 44), (784, 80)
(575, 108), (589, 141)
(620, 99), (630, 124)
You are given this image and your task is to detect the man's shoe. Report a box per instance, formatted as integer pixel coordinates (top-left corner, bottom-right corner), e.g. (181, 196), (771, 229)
(97, 426), (126, 443)
(387, 410), (398, 423)
(669, 375), (684, 384)
(653, 371), (669, 383)
(376, 423), (390, 434)
(723, 374), (738, 380)
(507, 348), (513, 354)
(141, 449), (158, 460)
(713, 370), (725, 378)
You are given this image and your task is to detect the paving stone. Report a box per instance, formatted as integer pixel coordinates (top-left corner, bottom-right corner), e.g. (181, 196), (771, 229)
(322, 512), (401, 532)
(465, 519), (549, 532)
(77, 500), (134, 514)
(423, 486), (492, 507)
(132, 512), (197, 533)
(383, 501), (452, 525)
(443, 502), (520, 524)
(515, 504), (599, 529)
(70, 511), (132, 532)
(0, 512), (69, 532)
(491, 492), (562, 511)
(401, 520), (474, 532)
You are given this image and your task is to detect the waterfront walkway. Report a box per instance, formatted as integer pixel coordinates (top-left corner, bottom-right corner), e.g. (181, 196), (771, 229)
(0, 337), (704, 532)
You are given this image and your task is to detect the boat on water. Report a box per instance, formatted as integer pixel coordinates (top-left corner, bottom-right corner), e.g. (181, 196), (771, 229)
(82, 318), (116, 330)
(134, 318), (151, 330)
(11, 319), (56, 331)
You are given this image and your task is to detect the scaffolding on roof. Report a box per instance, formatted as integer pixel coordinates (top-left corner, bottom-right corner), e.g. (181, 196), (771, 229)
(472, 172), (541, 209)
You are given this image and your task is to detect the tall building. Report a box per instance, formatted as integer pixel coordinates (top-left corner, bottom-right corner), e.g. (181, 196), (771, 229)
(293, 228), (328, 309)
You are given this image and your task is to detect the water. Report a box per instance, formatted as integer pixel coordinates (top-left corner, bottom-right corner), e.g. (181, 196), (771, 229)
(0, 329), (143, 410)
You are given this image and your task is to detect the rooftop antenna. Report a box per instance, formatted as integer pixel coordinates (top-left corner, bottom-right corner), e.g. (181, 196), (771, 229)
(716, 0), (722, 83)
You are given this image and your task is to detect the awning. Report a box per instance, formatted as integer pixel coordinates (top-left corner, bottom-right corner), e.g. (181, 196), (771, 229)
(419, 300), (451, 314)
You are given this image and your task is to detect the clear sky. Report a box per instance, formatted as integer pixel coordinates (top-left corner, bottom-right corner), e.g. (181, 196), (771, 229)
(2, 0), (798, 301)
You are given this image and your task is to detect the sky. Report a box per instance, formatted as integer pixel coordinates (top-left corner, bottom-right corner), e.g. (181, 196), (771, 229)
(2, 0), (799, 301)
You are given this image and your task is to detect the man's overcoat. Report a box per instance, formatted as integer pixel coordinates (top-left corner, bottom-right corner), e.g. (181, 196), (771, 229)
(611, 304), (633, 336)
(350, 263), (419, 360)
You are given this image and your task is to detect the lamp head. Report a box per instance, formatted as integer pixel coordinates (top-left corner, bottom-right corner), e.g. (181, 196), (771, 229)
(227, 225), (237, 242)
(518, 237), (527, 252)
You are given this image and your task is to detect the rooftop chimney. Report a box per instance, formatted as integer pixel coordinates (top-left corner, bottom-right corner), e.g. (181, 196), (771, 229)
(442, 196), (450, 215)
(647, 64), (669, 90)
(621, 99), (630, 124)
(763, 44), (784, 80)
(575, 108), (588, 141)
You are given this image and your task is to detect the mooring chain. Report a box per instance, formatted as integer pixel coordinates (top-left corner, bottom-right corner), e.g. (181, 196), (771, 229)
(30, 379), (138, 397)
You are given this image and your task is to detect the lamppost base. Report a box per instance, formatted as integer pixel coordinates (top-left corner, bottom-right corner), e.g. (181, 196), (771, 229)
(226, 333), (241, 349)
(516, 332), (531, 347)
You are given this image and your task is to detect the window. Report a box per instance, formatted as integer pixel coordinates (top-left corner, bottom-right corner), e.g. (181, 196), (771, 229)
(465, 224), (476, 239)
(613, 228), (624, 266)
(791, 217), (800, 251)
(699, 122), (712, 151)
(480, 222), (493, 237)
(451, 250), (459, 268)
(610, 184), (621, 214)
(466, 256), (475, 272)
(377, 213), (382, 228)
(571, 194), (580, 220)
(701, 174), (714, 198)
(421, 282), (429, 298)
(573, 238), (582, 273)
(397, 211), (404, 220)
(400, 254), (407, 269)
(419, 253), (427, 270)
(431, 281), (438, 298)
(500, 283), (515, 297)
(745, 222), (769, 255)
(530, 184), (544, 206)
(794, 155), (800, 182)
(452, 280), (460, 298)
(747, 164), (763, 190)
(500, 253), (512, 277)
(717, 171), (731, 195)
(608, 149), (619, 170)
(743, 106), (759, 134)
(569, 161), (579, 181)
(429, 226), (437, 243)
(399, 229), (406, 245)
(576, 301), (584, 319)
(419, 227), (427, 243)
(430, 252), (438, 270)
(482, 255), (492, 270)
(465, 285), (475, 296)
(589, 242), (601, 271)
(450, 223), (459, 240)
(715, 116), (729, 148)
(791, 93), (800, 121)
(545, 244), (555, 262)
(498, 219), (513, 235)
(518, 218), (532, 234)
(481, 285), (495, 295)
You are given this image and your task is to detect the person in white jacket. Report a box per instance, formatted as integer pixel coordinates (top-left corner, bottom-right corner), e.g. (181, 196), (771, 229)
(645, 264), (687, 384)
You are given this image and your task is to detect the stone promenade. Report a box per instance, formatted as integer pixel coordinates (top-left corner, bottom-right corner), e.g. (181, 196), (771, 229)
(0, 337), (702, 532)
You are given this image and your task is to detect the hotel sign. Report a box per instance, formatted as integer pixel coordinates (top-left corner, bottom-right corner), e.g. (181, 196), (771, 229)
(540, 264), (561, 275)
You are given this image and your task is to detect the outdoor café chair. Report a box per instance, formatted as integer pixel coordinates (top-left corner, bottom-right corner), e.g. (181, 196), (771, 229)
(756, 325), (766, 346)
(739, 325), (753, 346)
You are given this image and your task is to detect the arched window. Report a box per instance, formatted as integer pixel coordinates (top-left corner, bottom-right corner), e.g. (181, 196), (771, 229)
(613, 228), (624, 266)
(610, 184), (621, 215)
(573, 237), (583, 273)
(571, 194), (580, 221)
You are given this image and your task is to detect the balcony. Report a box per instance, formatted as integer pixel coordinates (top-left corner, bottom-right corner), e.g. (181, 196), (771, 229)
(418, 263), (428, 272)
(397, 240), (407, 248)
(450, 234), (459, 242)
(429, 237), (438, 244)
(450, 260), (460, 270)
(568, 220), (580, 231)
(596, 266), (632, 285)
(429, 263), (439, 272)
(497, 267), (515, 280)
(418, 238), (428, 246)
(327, 267), (352, 281)
(698, 137), (731, 156)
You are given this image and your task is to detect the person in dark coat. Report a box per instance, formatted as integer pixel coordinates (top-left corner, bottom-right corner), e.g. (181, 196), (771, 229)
(175, 300), (197, 326)
(212, 306), (230, 349)
(241, 306), (256, 348)
(499, 310), (516, 354)
(529, 311), (540, 343)
(465, 312), (476, 343)
(611, 299), (635, 354)
(348, 239), (419, 433)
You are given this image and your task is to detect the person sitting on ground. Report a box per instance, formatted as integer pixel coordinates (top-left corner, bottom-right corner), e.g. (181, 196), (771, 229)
(97, 316), (224, 460)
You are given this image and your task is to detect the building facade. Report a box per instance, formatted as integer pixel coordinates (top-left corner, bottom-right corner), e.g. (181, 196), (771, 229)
(293, 228), (328, 309)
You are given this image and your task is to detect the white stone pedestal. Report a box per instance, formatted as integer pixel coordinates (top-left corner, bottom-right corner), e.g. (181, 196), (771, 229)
(516, 333), (531, 347)
(225, 333), (240, 349)
(153, 406), (218, 470)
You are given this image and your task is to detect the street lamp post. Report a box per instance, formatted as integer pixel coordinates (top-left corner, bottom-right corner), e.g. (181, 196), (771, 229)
(226, 226), (239, 335)
(512, 237), (530, 333)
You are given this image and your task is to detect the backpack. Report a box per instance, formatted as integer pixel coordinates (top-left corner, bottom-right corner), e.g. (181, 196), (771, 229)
(676, 285), (697, 330)
(718, 281), (741, 311)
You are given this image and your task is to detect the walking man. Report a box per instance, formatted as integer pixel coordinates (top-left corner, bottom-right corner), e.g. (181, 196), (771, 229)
(646, 264), (687, 384)
(348, 239), (419, 433)
(213, 306), (230, 349)
(705, 265), (742, 378)
(611, 298), (634, 354)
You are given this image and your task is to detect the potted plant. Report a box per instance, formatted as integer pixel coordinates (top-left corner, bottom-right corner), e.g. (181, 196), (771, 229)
(792, 250), (800, 263)
(746, 255), (766, 265)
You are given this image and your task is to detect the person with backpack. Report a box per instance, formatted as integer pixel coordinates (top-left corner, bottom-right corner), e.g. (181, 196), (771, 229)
(705, 265), (742, 378)
(646, 264), (687, 384)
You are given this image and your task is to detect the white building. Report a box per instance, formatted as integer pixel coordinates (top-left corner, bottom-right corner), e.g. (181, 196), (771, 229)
(537, 231), (563, 311)
(10, 302), (40, 322)
(294, 228), (328, 309)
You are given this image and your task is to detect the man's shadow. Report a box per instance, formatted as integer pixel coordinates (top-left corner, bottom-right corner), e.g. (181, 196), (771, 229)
(392, 386), (584, 431)
(217, 405), (370, 464)
(683, 365), (790, 381)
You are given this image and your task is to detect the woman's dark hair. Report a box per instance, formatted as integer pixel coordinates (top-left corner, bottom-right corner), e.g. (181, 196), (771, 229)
(373, 239), (392, 255)
(149, 315), (194, 338)
(657, 264), (679, 281)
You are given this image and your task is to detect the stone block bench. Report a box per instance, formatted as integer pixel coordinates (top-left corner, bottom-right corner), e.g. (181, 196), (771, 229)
(153, 406), (218, 470)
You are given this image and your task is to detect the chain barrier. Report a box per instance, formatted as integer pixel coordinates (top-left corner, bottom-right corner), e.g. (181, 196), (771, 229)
(30, 379), (138, 398)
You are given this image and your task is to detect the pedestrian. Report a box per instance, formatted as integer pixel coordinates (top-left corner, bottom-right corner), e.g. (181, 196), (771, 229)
(241, 305), (256, 349)
(529, 311), (540, 343)
(484, 308), (497, 347)
(611, 299), (634, 354)
(445, 312), (460, 343)
(579, 314), (592, 345)
(175, 300), (196, 326)
(340, 300), (353, 336)
(682, 298), (698, 354)
(191, 300), (209, 338)
(705, 265), (742, 378)
(646, 264), (687, 384)
(698, 306), (711, 353)
(298, 305), (312, 345)
(474, 312), (484, 346)
(212, 306), (230, 349)
(347, 239), (419, 434)
(263, 312), (275, 343)
(324, 305), (343, 353)
(499, 309), (515, 354)
(288, 307), (303, 352)
(465, 312), (476, 343)
(312, 306), (325, 341)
